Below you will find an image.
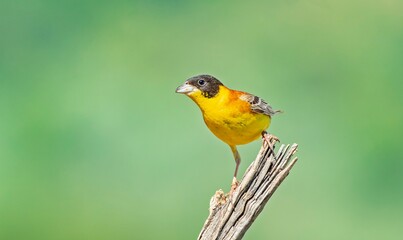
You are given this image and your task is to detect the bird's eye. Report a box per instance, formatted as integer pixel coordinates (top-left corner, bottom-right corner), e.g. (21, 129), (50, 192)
(198, 79), (206, 86)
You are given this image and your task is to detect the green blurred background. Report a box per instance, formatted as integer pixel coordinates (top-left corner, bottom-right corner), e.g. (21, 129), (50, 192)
(1, 0), (402, 239)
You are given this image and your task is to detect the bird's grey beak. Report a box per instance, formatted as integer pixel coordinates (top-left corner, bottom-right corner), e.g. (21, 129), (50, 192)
(175, 82), (196, 94)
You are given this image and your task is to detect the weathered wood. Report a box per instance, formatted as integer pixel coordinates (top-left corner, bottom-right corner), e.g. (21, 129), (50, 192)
(198, 139), (298, 240)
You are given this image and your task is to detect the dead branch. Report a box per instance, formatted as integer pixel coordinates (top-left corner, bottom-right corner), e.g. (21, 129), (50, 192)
(198, 139), (299, 240)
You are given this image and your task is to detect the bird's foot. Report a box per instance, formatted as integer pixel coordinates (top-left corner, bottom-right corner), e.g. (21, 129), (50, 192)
(230, 177), (239, 194)
(262, 132), (279, 158)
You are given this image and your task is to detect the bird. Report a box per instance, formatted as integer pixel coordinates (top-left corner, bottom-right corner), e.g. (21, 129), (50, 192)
(176, 74), (281, 187)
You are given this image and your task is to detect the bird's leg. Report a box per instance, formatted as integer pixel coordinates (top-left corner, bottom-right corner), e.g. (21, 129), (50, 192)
(230, 145), (241, 193)
(261, 131), (279, 159)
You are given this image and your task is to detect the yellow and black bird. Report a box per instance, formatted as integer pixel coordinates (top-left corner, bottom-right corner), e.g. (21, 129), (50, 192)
(176, 74), (281, 184)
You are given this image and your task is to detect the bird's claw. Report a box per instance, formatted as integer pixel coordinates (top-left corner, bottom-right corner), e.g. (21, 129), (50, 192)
(230, 177), (239, 194)
(262, 132), (279, 159)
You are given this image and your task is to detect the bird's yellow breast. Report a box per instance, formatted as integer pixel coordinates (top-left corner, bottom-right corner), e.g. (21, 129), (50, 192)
(188, 86), (270, 146)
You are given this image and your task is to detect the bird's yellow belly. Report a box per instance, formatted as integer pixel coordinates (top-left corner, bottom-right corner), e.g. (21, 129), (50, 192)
(203, 111), (270, 146)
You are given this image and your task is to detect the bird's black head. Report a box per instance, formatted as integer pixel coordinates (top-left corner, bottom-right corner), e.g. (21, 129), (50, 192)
(176, 74), (223, 98)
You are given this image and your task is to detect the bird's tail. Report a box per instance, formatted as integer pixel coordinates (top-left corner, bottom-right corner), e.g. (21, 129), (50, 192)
(267, 107), (283, 116)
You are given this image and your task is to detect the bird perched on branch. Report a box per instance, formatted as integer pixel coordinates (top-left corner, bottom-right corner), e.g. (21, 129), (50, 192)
(176, 74), (281, 188)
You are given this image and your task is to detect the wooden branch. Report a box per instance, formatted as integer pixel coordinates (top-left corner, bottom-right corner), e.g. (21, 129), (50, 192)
(198, 140), (299, 240)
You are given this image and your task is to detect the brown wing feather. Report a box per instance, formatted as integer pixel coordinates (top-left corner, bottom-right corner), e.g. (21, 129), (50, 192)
(240, 93), (282, 117)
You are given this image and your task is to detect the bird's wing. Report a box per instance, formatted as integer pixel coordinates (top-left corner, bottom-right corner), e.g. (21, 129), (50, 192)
(240, 93), (282, 117)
